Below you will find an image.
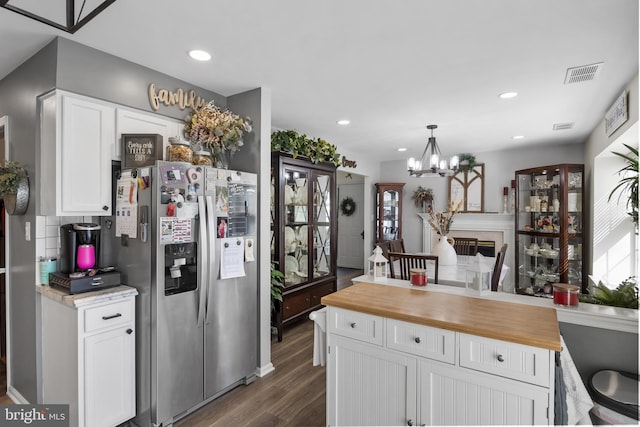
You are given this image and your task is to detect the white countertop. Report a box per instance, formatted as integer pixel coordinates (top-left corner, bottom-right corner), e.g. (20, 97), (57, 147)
(37, 284), (138, 308)
(352, 275), (638, 334)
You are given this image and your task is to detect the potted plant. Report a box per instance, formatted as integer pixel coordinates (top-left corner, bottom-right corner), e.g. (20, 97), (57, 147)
(271, 129), (341, 166)
(580, 277), (638, 309)
(411, 186), (433, 212)
(0, 160), (29, 215)
(608, 143), (638, 230)
(184, 101), (252, 168)
(457, 153), (477, 173)
(270, 262), (285, 313)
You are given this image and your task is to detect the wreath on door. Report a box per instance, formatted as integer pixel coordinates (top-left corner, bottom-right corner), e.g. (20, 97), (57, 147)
(340, 197), (356, 216)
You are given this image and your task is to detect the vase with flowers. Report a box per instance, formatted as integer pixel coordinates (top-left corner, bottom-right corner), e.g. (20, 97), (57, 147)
(428, 200), (463, 265)
(184, 101), (252, 168)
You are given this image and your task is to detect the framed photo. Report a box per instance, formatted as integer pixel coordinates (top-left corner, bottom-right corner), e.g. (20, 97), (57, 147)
(449, 163), (485, 212)
(122, 134), (163, 168)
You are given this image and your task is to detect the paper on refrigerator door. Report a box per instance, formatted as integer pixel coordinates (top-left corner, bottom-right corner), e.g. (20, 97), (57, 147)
(115, 176), (138, 238)
(220, 237), (246, 279)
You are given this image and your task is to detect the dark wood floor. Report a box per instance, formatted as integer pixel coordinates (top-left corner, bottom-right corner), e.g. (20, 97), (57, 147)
(176, 319), (325, 427)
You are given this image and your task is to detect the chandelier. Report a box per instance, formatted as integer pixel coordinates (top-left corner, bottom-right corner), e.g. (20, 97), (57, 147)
(0, 0), (117, 34)
(407, 124), (459, 177)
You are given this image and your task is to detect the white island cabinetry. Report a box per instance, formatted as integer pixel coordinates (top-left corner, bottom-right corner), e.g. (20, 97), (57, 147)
(40, 286), (137, 427)
(324, 283), (559, 426)
(39, 90), (115, 216)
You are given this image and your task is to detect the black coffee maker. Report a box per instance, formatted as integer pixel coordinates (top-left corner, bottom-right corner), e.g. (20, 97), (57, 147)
(59, 223), (101, 273)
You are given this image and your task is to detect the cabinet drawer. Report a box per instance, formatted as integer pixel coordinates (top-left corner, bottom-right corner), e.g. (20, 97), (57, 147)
(386, 319), (455, 364)
(84, 299), (133, 333)
(458, 333), (551, 387)
(310, 283), (334, 307)
(282, 291), (312, 319)
(328, 307), (383, 346)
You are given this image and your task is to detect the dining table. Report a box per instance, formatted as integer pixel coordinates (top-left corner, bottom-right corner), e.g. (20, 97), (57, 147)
(383, 254), (510, 289)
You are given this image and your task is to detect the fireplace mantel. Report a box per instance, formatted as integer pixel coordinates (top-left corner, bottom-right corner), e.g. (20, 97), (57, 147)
(418, 213), (515, 291)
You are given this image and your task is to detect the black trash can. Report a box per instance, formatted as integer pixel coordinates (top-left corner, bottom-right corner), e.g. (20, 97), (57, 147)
(588, 369), (639, 424)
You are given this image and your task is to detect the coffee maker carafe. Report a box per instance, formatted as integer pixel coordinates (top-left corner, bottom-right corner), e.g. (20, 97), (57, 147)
(60, 223), (101, 273)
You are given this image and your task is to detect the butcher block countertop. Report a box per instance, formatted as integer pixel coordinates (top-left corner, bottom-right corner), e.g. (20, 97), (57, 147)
(321, 281), (561, 352)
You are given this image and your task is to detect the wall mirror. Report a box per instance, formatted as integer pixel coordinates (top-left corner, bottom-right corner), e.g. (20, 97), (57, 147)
(449, 163), (484, 212)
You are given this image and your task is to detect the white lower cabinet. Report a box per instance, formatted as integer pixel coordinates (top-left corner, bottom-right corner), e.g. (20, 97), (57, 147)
(41, 290), (136, 427)
(327, 307), (553, 426)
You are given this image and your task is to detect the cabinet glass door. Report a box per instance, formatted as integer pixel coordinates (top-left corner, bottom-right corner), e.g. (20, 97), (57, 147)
(313, 172), (332, 278)
(283, 168), (309, 287)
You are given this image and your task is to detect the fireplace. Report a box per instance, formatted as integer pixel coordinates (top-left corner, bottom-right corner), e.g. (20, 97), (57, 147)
(418, 213), (515, 292)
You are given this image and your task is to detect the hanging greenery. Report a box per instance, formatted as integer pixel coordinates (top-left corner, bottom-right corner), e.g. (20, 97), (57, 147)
(340, 197), (356, 216)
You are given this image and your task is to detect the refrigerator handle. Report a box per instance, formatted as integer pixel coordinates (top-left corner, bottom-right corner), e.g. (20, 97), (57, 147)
(205, 195), (216, 324)
(197, 196), (208, 327)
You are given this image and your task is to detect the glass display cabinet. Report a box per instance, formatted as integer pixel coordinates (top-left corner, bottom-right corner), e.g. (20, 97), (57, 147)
(515, 164), (585, 297)
(271, 152), (337, 341)
(375, 183), (405, 242)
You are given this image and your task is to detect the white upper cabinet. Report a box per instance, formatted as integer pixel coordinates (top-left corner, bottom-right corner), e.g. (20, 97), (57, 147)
(115, 108), (183, 161)
(39, 91), (116, 216)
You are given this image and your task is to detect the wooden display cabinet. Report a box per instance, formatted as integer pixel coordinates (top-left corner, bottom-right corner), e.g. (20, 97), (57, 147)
(515, 164), (586, 296)
(271, 152), (337, 341)
(375, 183), (405, 242)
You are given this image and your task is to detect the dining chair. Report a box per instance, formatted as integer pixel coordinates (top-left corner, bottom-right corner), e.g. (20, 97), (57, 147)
(491, 243), (508, 291)
(375, 239), (405, 277)
(453, 237), (479, 256)
(388, 252), (439, 284)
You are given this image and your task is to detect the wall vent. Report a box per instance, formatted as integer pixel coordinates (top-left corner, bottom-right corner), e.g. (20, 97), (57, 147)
(553, 122), (574, 131)
(564, 62), (603, 84)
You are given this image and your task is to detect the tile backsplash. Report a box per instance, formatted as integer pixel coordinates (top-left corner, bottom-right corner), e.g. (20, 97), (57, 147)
(35, 215), (91, 285)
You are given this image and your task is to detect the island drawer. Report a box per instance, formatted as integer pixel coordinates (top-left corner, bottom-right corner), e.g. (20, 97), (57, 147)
(458, 333), (551, 387)
(84, 299), (134, 333)
(327, 307), (383, 346)
(386, 319), (455, 363)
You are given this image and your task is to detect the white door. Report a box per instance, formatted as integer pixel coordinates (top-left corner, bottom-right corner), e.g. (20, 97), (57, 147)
(337, 183), (365, 269)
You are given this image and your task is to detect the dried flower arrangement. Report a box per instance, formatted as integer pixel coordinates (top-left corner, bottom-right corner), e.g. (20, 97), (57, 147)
(411, 186), (433, 208)
(184, 101), (252, 155)
(427, 199), (463, 236)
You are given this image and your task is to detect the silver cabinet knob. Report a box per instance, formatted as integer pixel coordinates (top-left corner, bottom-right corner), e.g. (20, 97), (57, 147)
(350, 322), (356, 328)
(497, 354), (505, 362)
(414, 337), (421, 344)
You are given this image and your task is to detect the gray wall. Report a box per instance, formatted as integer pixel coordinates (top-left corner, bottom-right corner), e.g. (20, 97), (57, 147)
(380, 142), (585, 253)
(0, 36), (238, 403)
(0, 40), (57, 404)
(560, 322), (639, 384)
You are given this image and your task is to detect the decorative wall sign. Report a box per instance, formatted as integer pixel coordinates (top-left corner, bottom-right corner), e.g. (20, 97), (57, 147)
(148, 84), (207, 111)
(605, 90), (628, 136)
(122, 134), (163, 168)
(341, 156), (357, 168)
(449, 163), (485, 213)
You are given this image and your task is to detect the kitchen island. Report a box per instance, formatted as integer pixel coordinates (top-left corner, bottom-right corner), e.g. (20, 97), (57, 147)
(321, 281), (561, 426)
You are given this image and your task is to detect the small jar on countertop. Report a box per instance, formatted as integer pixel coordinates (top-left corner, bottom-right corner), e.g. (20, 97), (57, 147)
(192, 151), (213, 166)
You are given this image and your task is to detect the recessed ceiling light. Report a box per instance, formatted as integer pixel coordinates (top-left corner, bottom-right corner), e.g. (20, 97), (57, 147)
(397, 148), (407, 152)
(188, 50), (211, 61)
(499, 92), (518, 99)
(512, 135), (525, 140)
(337, 119), (350, 125)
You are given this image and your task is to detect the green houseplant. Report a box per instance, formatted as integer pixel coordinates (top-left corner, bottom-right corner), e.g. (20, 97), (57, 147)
(270, 262), (285, 313)
(271, 130), (341, 166)
(608, 143), (638, 229)
(580, 277), (638, 309)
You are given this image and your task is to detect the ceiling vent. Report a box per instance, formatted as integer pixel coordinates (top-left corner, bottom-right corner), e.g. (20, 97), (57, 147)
(553, 122), (574, 131)
(564, 62), (603, 84)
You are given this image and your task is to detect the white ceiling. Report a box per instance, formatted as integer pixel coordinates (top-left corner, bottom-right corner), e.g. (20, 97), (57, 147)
(0, 0), (638, 164)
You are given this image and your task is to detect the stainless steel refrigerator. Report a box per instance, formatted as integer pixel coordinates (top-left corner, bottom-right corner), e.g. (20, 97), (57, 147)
(101, 161), (258, 427)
